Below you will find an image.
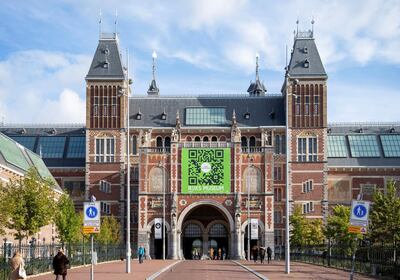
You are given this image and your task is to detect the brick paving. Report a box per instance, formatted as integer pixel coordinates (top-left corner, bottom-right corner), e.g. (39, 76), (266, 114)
(239, 260), (374, 280)
(28, 259), (177, 280)
(157, 260), (259, 280)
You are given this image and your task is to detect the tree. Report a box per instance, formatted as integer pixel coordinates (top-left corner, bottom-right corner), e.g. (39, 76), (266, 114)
(290, 206), (309, 246)
(4, 168), (57, 247)
(305, 219), (325, 245)
(370, 180), (400, 246)
(0, 181), (10, 235)
(96, 216), (121, 245)
(54, 194), (81, 246)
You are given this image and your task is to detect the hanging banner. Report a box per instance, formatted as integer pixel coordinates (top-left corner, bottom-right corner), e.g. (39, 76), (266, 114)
(181, 148), (231, 194)
(251, 219), (258, 240)
(155, 218), (162, 239)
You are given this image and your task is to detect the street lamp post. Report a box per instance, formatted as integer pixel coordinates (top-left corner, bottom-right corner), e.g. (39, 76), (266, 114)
(247, 155), (253, 261)
(159, 159), (166, 260)
(285, 73), (298, 274)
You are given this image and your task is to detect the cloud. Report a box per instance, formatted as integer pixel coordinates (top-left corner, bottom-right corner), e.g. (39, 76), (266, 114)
(0, 50), (90, 123)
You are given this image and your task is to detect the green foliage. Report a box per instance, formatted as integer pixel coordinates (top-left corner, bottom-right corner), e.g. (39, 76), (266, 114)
(290, 206), (325, 246)
(4, 168), (56, 246)
(370, 180), (400, 246)
(95, 216), (121, 245)
(55, 194), (81, 245)
(0, 181), (10, 235)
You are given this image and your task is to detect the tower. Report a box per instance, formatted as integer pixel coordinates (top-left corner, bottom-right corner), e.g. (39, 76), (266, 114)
(284, 26), (328, 221)
(247, 53), (267, 96)
(85, 32), (130, 238)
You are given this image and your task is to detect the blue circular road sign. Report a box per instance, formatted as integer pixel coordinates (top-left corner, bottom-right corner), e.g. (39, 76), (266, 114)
(353, 205), (367, 218)
(86, 206), (98, 219)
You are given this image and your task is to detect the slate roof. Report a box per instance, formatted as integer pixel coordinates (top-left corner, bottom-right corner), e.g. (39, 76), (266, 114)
(247, 80), (267, 96)
(86, 34), (125, 80)
(287, 32), (327, 77)
(327, 123), (400, 167)
(128, 95), (286, 128)
(0, 125), (86, 168)
(0, 132), (62, 192)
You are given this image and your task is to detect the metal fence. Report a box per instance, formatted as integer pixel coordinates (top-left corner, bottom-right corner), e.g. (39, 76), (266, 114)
(275, 245), (400, 279)
(0, 243), (125, 280)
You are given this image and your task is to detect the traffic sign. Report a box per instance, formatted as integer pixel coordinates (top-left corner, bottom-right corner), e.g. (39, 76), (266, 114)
(348, 225), (368, 234)
(84, 202), (101, 227)
(83, 226), (100, 234)
(350, 200), (370, 227)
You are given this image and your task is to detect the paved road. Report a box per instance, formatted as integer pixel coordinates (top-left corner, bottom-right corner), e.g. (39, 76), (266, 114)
(157, 260), (260, 280)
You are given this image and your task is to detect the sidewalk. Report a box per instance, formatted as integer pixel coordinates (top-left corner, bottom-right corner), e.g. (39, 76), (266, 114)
(239, 260), (374, 280)
(29, 259), (178, 280)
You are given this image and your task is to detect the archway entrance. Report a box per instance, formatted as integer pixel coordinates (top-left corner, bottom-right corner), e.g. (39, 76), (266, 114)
(150, 224), (168, 259)
(244, 224), (262, 260)
(181, 205), (231, 260)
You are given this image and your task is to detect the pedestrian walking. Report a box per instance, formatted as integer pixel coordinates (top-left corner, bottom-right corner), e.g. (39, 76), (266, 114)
(210, 247), (214, 260)
(266, 246), (272, 264)
(222, 247), (226, 260)
(218, 248), (222, 260)
(138, 245), (145, 264)
(8, 251), (26, 280)
(252, 245), (258, 263)
(53, 248), (70, 280)
(259, 247), (266, 264)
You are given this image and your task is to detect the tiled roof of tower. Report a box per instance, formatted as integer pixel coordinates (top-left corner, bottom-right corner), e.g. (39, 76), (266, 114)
(327, 123), (400, 167)
(86, 33), (125, 80)
(0, 125), (86, 168)
(287, 31), (327, 77)
(129, 95), (286, 128)
(0, 132), (62, 192)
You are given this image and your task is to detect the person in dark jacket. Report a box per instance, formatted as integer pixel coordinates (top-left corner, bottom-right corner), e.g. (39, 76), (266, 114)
(266, 247), (272, 264)
(252, 246), (258, 263)
(53, 249), (70, 280)
(259, 247), (266, 264)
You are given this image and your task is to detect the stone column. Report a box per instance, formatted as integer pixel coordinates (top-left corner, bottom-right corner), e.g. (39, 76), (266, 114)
(170, 212), (178, 259)
(202, 233), (208, 259)
(232, 212), (242, 259)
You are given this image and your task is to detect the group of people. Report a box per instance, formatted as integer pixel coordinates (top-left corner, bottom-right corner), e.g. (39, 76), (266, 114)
(8, 248), (70, 280)
(250, 246), (272, 264)
(208, 247), (227, 260)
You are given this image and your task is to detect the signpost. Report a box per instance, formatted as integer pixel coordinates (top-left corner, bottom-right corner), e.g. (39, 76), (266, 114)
(84, 202), (101, 280)
(349, 200), (370, 280)
(154, 218), (162, 240)
(250, 219), (258, 240)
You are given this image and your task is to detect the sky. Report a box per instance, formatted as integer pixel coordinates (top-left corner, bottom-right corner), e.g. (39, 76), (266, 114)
(0, 0), (399, 124)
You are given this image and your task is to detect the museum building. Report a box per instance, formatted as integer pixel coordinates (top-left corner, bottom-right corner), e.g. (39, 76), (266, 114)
(1, 28), (400, 259)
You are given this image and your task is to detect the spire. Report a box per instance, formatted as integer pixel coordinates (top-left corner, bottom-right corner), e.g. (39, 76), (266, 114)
(114, 9), (118, 35)
(232, 110), (237, 126)
(296, 18), (299, 36)
(147, 50), (159, 96)
(311, 17), (315, 37)
(247, 53), (266, 96)
(176, 110), (181, 129)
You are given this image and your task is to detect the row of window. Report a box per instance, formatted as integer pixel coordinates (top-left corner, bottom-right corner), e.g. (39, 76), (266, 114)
(93, 104), (118, 117)
(99, 180), (111, 193)
(295, 95), (319, 116)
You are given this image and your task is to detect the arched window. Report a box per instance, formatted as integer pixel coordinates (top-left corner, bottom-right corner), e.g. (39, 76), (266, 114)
(156, 136), (163, 148)
(249, 136), (256, 147)
(211, 136), (218, 142)
(194, 136), (201, 142)
(241, 136), (248, 147)
(203, 136), (209, 142)
(219, 136), (226, 142)
(209, 223), (227, 237)
(164, 136), (171, 148)
(184, 224), (202, 237)
(186, 136), (192, 142)
(243, 167), (262, 193)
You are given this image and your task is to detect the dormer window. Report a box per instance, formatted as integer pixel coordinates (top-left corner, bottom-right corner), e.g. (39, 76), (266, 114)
(358, 128), (363, 133)
(103, 61), (109, 69)
(244, 112), (250, 120)
(104, 48), (109, 55)
(303, 47), (308, 54)
(390, 127), (396, 133)
(303, 59), (309, 68)
(161, 112), (167, 120)
(136, 113), (142, 120)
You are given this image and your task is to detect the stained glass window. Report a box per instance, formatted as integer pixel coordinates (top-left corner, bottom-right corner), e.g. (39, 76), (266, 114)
(348, 135), (380, 157)
(327, 135), (348, 157)
(66, 136), (85, 158)
(37, 136), (66, 158)
(380, 135), (400, 157)
(185, 107), (226, 125)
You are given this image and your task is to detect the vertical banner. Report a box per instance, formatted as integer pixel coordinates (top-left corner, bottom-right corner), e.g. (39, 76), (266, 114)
(251, 219), (258, 240)
(155, 218), (162, 239)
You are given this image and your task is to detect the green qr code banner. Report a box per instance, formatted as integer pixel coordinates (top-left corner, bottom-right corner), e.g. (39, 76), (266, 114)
(181, 148), (231, 194)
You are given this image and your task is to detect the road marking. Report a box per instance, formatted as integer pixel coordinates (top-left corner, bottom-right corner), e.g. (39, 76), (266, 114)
(146, 260), (182, 280)
(231, 260), (269, 280)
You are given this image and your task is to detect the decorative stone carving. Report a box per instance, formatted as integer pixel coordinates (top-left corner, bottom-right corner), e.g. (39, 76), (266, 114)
(179, 199), (187, 206)
(171, 128), (179, 142)
(171, 193), (177, 210)
(231, 110), (241, 142)
(224, 199), (232, 206)
(140, 129), (152, 147)
(235, 192), (241, 210)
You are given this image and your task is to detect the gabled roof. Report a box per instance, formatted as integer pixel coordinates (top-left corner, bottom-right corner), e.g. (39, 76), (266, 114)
(86, 34), (125, 80)
(247, 80), (267, 96)
(129, 95), (285, 128)
(287, 32), (327, 77)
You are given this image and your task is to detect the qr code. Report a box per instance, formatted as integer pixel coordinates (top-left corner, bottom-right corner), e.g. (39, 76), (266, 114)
(188, 149), (224, 186)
